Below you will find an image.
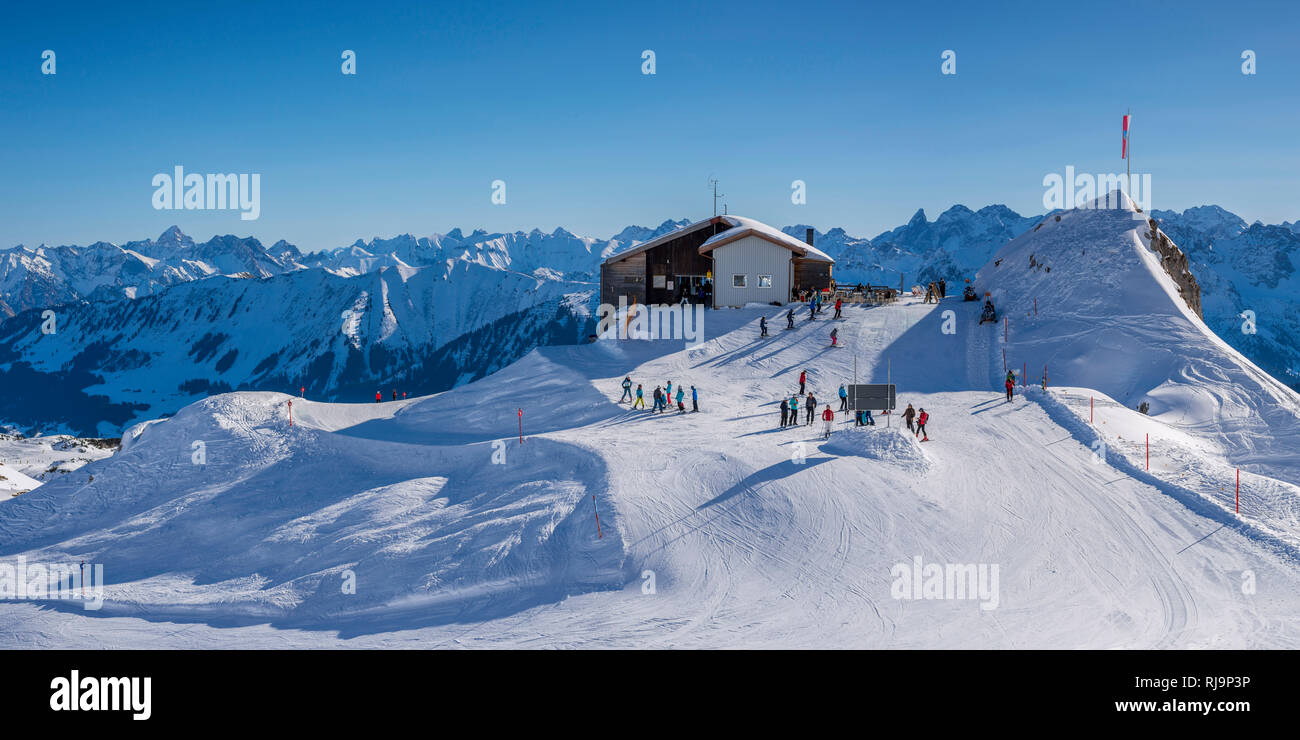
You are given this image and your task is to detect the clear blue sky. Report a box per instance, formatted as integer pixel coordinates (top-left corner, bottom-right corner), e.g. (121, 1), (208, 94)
(2, 0), (1296, 251)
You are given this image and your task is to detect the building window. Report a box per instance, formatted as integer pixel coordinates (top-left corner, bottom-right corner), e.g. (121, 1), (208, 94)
(732, 274), (747, 288)
(758, 275), (772, 288)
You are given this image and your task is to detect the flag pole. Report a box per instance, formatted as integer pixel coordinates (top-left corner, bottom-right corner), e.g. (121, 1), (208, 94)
(1126, 108), (1132, 202)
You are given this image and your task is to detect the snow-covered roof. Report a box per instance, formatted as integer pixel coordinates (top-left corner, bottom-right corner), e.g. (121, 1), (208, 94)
(701, 216), (834, 262)
(601, 216), (725, 264)
(601, 214), (834, 265)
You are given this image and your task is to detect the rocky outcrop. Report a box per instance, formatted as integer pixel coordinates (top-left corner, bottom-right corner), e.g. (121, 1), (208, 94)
(1146, 218), (1203, 318)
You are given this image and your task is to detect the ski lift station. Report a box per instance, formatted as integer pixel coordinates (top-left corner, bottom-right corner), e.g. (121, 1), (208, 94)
(599, 215), (834, 309)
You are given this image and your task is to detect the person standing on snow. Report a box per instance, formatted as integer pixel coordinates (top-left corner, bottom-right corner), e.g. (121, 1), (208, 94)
(830, 327), (838, 347)
(789, 395), (799, 426)
(780, 397), (790, 427)
(799, 370), (807, 395)
(760, 316), (768, 337)
(691, 385), (698, 412)
(808, 298), (816, 321)
(903, 403), (916, 432)
(634, 384), (645, 409)
(939, 279), (947, 299)
(786, 308), (795, 329)
(620, 376), (633, 403)
(838, 384), (848, 412)
(375, 390), (382, 403)
(1005, 375), (1015, 402)
(915, 408), (930, 441)
(806, 392), (817, 425)
(652, 386), (663, 413)
(675, 386), (685, 413)
(833, 298), (842, 320)
(392, 390), (397, 401)
(822, 405), (835, 439)
(665, 381), (673, 403)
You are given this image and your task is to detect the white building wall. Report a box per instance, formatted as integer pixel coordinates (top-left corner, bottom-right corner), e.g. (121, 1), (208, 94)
(711, 235), (793, 307)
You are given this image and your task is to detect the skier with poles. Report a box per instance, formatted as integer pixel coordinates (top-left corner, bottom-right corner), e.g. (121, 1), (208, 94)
(806, 392), (817, 425)
(620, 376), (633, 402)
(799, 370), (807, 395)
(903, 403), (916, 432)
(838, 384), (848, 412)
(786, 308), (795, 330)
(833, 297), (842, 319)
(634, 384), (645, 409)
(822, 405), (835, 439)
(780, 397), (790, 427)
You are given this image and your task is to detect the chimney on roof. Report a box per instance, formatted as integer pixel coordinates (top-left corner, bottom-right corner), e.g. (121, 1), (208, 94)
(804, 228), (814, 247)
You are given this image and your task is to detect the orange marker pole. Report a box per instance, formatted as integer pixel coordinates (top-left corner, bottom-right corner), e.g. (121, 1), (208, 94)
(592, 494), (603, 538)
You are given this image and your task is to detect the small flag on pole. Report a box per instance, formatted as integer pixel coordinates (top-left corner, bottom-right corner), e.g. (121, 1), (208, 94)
(1122, 114), (1130, 159)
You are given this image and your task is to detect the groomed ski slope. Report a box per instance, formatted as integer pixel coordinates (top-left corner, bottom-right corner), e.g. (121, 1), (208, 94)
(1, 198), (1299, 649)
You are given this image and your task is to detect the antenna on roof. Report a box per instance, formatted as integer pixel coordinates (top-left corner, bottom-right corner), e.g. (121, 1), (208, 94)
(709, 177), (724, 217)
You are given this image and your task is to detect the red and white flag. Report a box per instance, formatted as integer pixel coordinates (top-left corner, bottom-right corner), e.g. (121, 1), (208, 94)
(1122, 114), (1130, 159)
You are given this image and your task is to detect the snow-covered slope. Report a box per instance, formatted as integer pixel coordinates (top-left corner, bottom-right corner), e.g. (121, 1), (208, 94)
(1, 200), (1298, 647)
(971, 191), (1300, 481)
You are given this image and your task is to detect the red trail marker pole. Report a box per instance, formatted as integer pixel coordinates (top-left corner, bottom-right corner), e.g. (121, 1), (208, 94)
(592, 494), (603, 538)
(1236, 469), (1240, 513)
(287, 400), (293, 427)
(518, 408), (524, 443)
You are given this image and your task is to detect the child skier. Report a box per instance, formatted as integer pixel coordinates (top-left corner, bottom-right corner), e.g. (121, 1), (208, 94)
(786, 308), (795, 329)
(634, 384), (645, 409)
(830, 327), (838, 347)
(675, 386), (685, 413)
(822, 405), (835, 439)
(760, 316), (768, 337)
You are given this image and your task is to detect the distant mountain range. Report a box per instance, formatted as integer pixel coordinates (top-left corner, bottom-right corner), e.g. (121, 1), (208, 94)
(2, 202), (1296, 435)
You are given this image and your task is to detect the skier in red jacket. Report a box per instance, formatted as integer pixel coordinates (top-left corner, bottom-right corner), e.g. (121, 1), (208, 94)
(1005, 377), (1014, 402)
(833, 298), (842, 320)
(821, 405), (835, 439)
(915, 409), (930, 441)
(799, 370), (807, 395)
(375, 390), (381, 403)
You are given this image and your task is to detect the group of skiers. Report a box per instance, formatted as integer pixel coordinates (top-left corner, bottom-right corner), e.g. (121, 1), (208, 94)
(374, 390), (407, 402)
(621, 376), (698, 414)
(762, 297), (843, 347)
(777, 371), (856, 439)
(901, 403), (930, 442)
